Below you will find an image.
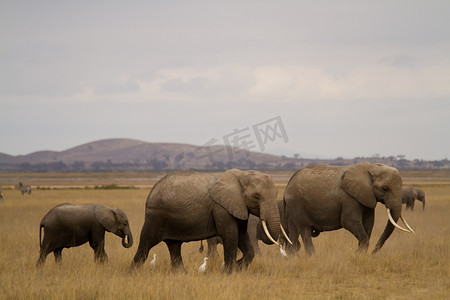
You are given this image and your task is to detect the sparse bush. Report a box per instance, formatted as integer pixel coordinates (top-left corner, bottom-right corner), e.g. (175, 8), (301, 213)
(93, 184), (136, 190)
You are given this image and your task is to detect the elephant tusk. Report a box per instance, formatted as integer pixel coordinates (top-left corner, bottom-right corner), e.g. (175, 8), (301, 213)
(124, 235), (129, 244)
(400, 216), (415, 234)
(262, 220), (279, 246)
(386, 208), (410, 233)
(280, 224), (294, 245)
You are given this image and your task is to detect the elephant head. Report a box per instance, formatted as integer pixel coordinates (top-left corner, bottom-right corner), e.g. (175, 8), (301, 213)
(209, 169), (281, 245)
(95, 205), (133, 248)
(417, 188), (426, 210)
(341, 162), (414, 254)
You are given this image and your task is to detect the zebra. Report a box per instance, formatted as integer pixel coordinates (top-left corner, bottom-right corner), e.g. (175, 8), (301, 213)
(16, 182), (32, 195)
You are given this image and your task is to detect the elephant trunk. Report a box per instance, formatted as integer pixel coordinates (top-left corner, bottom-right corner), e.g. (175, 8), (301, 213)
(372, 203), (402, 254)
(259, 202), (281, 245)
(122, 230), (133, 248)
(417, 189), (425, 210)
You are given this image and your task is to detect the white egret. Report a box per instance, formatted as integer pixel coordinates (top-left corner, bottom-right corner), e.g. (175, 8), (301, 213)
(198, 257), (208, 273)
(150, 254), (157, 266)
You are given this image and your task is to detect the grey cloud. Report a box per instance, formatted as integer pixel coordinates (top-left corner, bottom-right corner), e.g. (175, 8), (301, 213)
(161, 77), (216, 95)
(93, 78), (141, 95)
(1, 1), (450, 160)
(378, 54), (422, 69)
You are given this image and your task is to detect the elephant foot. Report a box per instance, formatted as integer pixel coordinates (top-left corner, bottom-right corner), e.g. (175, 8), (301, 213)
(236, 260), (249, 271)
(304, 248), (315, 256)
(128, 265), (136, 274)
(171, 264), (187, 274)
(222, 265), (234, 275)
(286, 243), (301, 257)
(236, 254), (253, 271)
(371, 246), (381, 255)
(129, 260), (141, 271)
(357, 244), (369, 253)
(128, 260), (144, 274)
(94, 256), (108, 264)
(36, 259), (45, 268)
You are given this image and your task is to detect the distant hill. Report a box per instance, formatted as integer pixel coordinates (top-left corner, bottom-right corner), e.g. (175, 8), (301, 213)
(0, 138), (295, 171)
(0, 138), (449, 171)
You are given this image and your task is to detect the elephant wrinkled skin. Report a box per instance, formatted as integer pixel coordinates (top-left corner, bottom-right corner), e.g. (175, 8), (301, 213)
(282, 162), (414, 256)
(37, 203), (133, 266)
(130, 169), (281, 273)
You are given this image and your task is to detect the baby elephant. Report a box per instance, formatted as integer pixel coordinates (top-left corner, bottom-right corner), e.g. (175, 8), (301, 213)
(37, 203), (133, 266)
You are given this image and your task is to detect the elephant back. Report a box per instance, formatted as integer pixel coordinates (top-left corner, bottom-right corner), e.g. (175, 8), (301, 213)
(285, 165), (343, 200)
(146, 171), (213, 212)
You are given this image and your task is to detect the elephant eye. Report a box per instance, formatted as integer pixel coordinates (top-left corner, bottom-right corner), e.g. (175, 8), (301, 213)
(253, 193), (261, 200)
(382, 186), (390, 192)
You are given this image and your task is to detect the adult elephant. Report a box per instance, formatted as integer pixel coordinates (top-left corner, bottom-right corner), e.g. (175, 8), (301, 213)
(402, 186), (425, 211)
(130, 169), (286, 273)
(282, 162), (414, 256)
(36, 203), (133, 266)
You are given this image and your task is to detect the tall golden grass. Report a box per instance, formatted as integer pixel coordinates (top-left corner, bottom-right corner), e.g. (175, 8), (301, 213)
(0, 172), (449, 299)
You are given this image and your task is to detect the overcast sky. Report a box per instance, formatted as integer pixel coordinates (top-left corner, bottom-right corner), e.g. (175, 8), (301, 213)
(1, 1), (449, 160)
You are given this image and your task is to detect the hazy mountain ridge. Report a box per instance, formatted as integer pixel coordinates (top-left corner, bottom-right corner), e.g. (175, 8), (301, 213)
(0, 138), (290, 171)
(0, 138), (449, 171)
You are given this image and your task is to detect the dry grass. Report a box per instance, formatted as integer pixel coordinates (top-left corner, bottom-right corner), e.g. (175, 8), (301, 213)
(0, 171), (449, 299)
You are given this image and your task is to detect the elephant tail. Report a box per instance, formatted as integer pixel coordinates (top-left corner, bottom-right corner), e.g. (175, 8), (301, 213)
(199, 240), (204, 253)
(39, 222), (44, 248)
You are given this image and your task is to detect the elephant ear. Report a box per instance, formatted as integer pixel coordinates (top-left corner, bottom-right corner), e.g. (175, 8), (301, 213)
(94, 205), (118, 232)
(341, 162), (377, 209)
(209, 169), (249, 220)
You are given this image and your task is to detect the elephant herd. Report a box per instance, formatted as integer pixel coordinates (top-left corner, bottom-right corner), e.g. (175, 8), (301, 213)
(36, 162), (421, 273)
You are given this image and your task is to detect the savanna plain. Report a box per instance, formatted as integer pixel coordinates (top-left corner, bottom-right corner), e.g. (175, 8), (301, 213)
(0, 170), (449, 299)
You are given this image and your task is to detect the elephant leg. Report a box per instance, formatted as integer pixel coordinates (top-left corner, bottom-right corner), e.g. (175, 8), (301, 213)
(253, 240), (261, 255)
(222, 237), (238, 274)
(36, 246), (52, 267)
(207, 238), (219, 258)
(236, 223), (254, 270)
(165, 240), (186, 273)
(362, 208), (375, 239)
(405, 198), (412, 210)
(299, 227), (315, 256)
(213, 208), (239, 274)
(286, 220), (301, 256)
(95, 248), (108, 263)
(131, 219), (162, 268)
(54, 248), (63, 263)
(90, 240), (108, 263)
(342, 219), (370, 253)
(341, 203), (369, 252)
(410, 199), (415, 211)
